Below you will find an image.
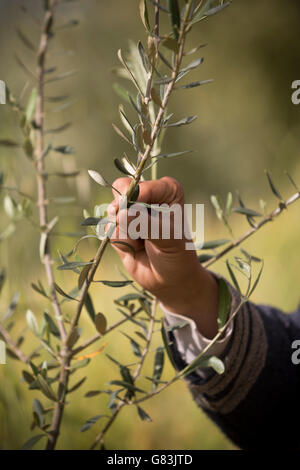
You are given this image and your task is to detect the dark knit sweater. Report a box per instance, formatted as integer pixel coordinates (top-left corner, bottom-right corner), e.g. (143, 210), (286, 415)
(166, 283), (300, 450)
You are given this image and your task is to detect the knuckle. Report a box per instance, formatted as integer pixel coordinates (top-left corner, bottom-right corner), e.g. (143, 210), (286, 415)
(112, 177), (131, 192)
(161, 176), (184, 200)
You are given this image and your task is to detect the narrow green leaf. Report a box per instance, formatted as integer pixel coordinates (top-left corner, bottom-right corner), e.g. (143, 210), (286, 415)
(119, 107), (134, 136)
(210, 195), (223, 220)
(85, 292), (96, 323)
(112, 123), (133, 146)
(240, 249), (262, 263)
(31, 283), (49, 300)
(54, 283), (78, 301)
(167, 0), (181, 40)
(121, 332), (142, 357)
(285, 171), (299, 192)
(43, 312), (60, 338)
(26, 310), (39, 336)
(108, 380), (146, 394)
(200, 239), (230, 250)
(180, 57), (204, 74)
(22, 370), (35, 385)
(57, 261), (93, 271)
(150, 87), (163, 106)
(52, 196), (75, 204)
(232, 207), (262, 218)
(88, 170), (109, 187)
(81, 217), (102, 226)
(33, 399), (45, 427)
(191, 1), (231, 25)
(80, 415), (107, 432)
(152, 347), (165, 390)
(22, 434), (46, 450)
(0, 268), (5, 295)
(234, 257), (251, 278)
(0, 139), (21, 148)
(265, 170), (283, 200)
(139, 0), (150, 30)
(117, 49), (143, 95)
(119, 365), (135, 398)
(36, 374), (58, 402)
(114, 158), (134, 176)
(116, 292), (146, 303)
(182, 355), (225, 377)
(106, 353), (123, 367)
(85, 390), (103, 398)
(70, 358), (90, 370)
(151, 150), (192, 160)
(217, 278), (231, 330)
(138, 41), (149, 73)
(53, 145), (75, 154)
(226, 192), (233, 216)
(226, 260), (241, 294)
(108, 389), (122, 409)
(66, 327), (80, 349)
(98, 280), (133, 288)
(161, 320), (176, 367)
(67, 377), (87, 394)
(177, 79), (213, 89)
(137, 406), (152, 422)
(248, 261), (264, 298)
(78, 263), (91, 290)
(165, 116), (197, 128)
(25, 88), (37, 123)
(2, 292), (19, 322)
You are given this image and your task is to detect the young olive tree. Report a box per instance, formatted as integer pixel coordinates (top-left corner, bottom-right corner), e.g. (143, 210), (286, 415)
(0, 0), (299, 450)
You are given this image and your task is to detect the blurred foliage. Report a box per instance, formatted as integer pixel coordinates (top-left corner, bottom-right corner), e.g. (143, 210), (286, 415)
(0, 0), (300, 450)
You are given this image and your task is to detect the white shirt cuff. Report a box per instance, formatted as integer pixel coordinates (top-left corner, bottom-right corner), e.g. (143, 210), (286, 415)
(161, 303), (234, 377)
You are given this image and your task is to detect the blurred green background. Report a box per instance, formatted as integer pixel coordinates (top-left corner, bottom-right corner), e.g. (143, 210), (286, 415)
(0, 0), (300, 450)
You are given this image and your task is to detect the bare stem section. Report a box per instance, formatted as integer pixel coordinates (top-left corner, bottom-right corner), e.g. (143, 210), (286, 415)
(35, 0), (66, 343)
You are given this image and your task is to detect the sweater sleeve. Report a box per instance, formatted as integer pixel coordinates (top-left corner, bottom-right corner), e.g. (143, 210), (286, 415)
(164, 277), (300, 450)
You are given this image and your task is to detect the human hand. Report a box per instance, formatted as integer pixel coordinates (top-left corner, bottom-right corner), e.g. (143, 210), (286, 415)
(108, 177), (218, 338)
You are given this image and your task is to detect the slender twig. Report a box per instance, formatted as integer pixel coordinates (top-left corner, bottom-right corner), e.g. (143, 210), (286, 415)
(0, 324), (29, 363)
(90, 299), (158, 450)
(71, 307), (143, 357)
(204, 191), (300, 268)
(90, 402), (125, 450)
(46, 354), (70, 450)
(35, 0), (66, 342)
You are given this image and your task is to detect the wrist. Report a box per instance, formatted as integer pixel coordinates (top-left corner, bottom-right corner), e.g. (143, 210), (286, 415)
(159, 266), (219, 339)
